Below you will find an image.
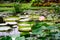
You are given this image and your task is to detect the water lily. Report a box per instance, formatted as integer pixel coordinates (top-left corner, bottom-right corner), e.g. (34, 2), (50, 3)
(39, 16), (45, 21)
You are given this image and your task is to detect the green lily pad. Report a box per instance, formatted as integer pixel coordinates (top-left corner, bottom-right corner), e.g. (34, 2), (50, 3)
(0, 36), (12, 40)
(15, 36), (25, 40)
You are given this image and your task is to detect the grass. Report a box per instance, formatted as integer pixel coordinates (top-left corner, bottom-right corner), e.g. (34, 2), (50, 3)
(0, 7), (15, 11)
(0, 3), (58, 11)
(0, 3), (14, 7)
(0, 3), (56, 10)
(0, 7), (56, 12)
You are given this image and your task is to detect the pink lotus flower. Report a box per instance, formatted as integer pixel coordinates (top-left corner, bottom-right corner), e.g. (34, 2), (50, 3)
(39, 16), (45, 21)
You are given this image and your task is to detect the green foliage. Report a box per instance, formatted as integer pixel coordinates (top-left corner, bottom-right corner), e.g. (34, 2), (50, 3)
(21, 3), (31, 9)
(32, 22), (49, 30)
(32, 22), (49, 35)
(33, 0), (43, 3)
(14, 3), (20, 13)
(0, 3), (14, 7)
(52, 5), (60, 14)
(0, 36), (12, 40)
(16, 36), (25, 40)
(32, 22), (59, 37)
(0, 7), (15, 12)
